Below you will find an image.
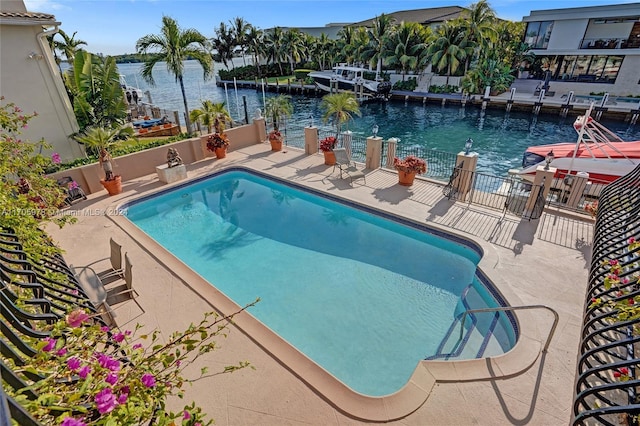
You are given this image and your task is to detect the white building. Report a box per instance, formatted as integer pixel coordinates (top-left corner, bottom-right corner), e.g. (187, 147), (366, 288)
(0, 0), (82, 161)
(522, 3), (640, 97)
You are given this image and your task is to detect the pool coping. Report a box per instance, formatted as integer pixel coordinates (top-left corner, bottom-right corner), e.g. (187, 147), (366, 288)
(110, 164), (545, 422)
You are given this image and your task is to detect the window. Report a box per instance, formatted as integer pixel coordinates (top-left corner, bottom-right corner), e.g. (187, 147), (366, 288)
(537, 55), (623, 83)
(525, 21), (554, 49)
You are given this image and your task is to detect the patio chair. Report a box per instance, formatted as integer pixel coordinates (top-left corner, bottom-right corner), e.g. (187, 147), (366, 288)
(56, 177), (87, 206)
(97, 238), (124, 283)
(95, 301), (118, 328)
(106, 253), (144, 314)
(333, 148), (366, 185)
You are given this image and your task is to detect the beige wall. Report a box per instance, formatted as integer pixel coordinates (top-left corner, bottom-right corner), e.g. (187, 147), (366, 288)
(0, 18), (82, 161)
(49, 121), (264, 194)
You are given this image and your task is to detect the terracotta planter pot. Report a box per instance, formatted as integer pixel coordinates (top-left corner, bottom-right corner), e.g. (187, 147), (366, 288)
(398, 170), (417, 186)
(270, 138), (283, 151)
(100, 175), (123, 195)
(214, 147), (227, 159)
(323, 151), (336, 165)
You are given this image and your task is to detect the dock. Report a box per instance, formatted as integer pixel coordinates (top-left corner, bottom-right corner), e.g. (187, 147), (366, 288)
(216, 78), (640, 122)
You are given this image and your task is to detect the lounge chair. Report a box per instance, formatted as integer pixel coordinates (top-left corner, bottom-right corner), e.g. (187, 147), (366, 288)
(56, 177), (87, 206)
(333, 148), (366, 185)
(97, 238), (124, 282)
(106, 253), (144, 314)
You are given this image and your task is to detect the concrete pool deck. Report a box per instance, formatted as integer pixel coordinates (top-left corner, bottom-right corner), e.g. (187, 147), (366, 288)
(45, 142), (592, 425)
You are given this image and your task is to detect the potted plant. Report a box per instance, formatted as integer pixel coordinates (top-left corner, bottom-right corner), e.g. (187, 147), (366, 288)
(73, 125), (135, 195)
(393, 155), (427, 186)
(206, 132), (230, 159)
(320, 92), (361, 164)
(265, 95), (293, 151)
(319, 136), (338, 165)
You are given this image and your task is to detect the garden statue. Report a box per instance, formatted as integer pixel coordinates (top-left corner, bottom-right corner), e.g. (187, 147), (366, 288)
(99, 148), (114, 181)
(167, 147), (183, 168)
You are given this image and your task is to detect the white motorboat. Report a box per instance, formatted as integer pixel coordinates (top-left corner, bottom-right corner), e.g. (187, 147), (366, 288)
(308, 65), (392, 100)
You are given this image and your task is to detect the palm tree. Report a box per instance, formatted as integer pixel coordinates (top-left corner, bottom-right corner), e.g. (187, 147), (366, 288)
(461, 0), (498, 70)
(362, 14), (396, 80)
(265, 27), (286, 75)
(212, 22), (235, 69)
(230, 17), (251, 66)
(48, 29), (87, 73)
(64, 51), (127, 131)
(136, 16), (213, 135)
(246, 25), (265, 76)
(265, 94), (293, 132)
(386, 22), (427, 81)
(282, 28), (305, 74)
(427, 22), (470, 86)
(189, 100), (232, 134)
(73, 125), (134, 180)
(320, 92), (361, 137)
(312, 33), (334, 71)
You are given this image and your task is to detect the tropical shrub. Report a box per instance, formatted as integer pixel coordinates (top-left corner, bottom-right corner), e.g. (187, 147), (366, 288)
(0, 97), (74, 257)
(5, 302), (256, 425)
(293, 69), (313, 81)
(393, 78), (418, 91)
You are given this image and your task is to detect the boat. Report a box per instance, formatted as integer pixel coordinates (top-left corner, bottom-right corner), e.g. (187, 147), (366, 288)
(308, 65), (392, 100)
(519, 107), (640, 184)
(119, 75), (144, 104)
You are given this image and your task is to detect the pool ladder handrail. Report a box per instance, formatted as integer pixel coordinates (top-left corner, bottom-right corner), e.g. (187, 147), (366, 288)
(459, 304), (559, 353)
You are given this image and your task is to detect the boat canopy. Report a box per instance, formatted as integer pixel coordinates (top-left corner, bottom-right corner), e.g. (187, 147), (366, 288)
(525, 141), (640, 161)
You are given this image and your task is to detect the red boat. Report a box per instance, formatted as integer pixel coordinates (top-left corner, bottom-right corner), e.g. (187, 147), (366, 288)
(519, 113), (640, 184)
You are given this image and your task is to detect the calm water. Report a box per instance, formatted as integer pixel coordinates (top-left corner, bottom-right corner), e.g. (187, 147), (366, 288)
(117, 61), (640, 176)
(124, 170), (514, 396)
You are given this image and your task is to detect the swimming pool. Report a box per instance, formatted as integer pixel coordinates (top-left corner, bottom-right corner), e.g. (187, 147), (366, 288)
(123, 169), (516, 397)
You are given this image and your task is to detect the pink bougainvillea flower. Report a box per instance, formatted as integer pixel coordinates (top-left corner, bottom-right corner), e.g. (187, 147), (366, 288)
(60, 417), (87, 426)
(95, 388), (118, 414)
(112, 332), (125, 343)
(105, 372), (119, 385)
(97, 353), (121, 372)
(125, 330), (132, 336)
(78, 365), (91, 379)
(67, 310), (90, 328)
(42, 337), (57, 352)
(175, 359), (181, 367)
(56, 348), (68, 356)
(117, 392), (128, 404)
(51, 152), (61, 164)
(133, 343), (143, 350)
(67, 357), (81, 371)
(629, 299), (635, 305)
(629, 237), (636, 244)
(101, 326), (110, 332)
(183, 410), (191, 420)
(141, 373), (156, 388)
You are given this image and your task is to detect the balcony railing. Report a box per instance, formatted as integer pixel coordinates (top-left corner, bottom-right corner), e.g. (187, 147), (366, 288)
(579, 37), (640, 49)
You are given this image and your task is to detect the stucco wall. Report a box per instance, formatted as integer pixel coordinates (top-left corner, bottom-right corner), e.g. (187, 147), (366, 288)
(0, 23), (82, 161)
(49, 121), (264, 194)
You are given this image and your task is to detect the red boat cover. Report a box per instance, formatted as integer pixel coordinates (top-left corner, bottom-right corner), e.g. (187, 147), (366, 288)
(526, 141), (640, 159)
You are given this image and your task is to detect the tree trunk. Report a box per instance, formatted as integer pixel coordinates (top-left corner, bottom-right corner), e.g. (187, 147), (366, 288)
(178, 75), (192, 134)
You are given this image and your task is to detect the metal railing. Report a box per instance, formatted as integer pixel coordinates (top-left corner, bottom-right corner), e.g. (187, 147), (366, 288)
(0, 227), (106, 425)
(459, 305), (559, 353)
(383, 142), (458, 182)
(546, 175), (609, 215)
(573, 163), (640, 425)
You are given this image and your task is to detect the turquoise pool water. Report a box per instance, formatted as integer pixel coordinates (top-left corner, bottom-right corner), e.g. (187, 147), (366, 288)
(124, 169), (515, 396)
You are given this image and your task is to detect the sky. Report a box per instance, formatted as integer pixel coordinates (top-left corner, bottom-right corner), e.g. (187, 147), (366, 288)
(23, 0), (640, 56)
